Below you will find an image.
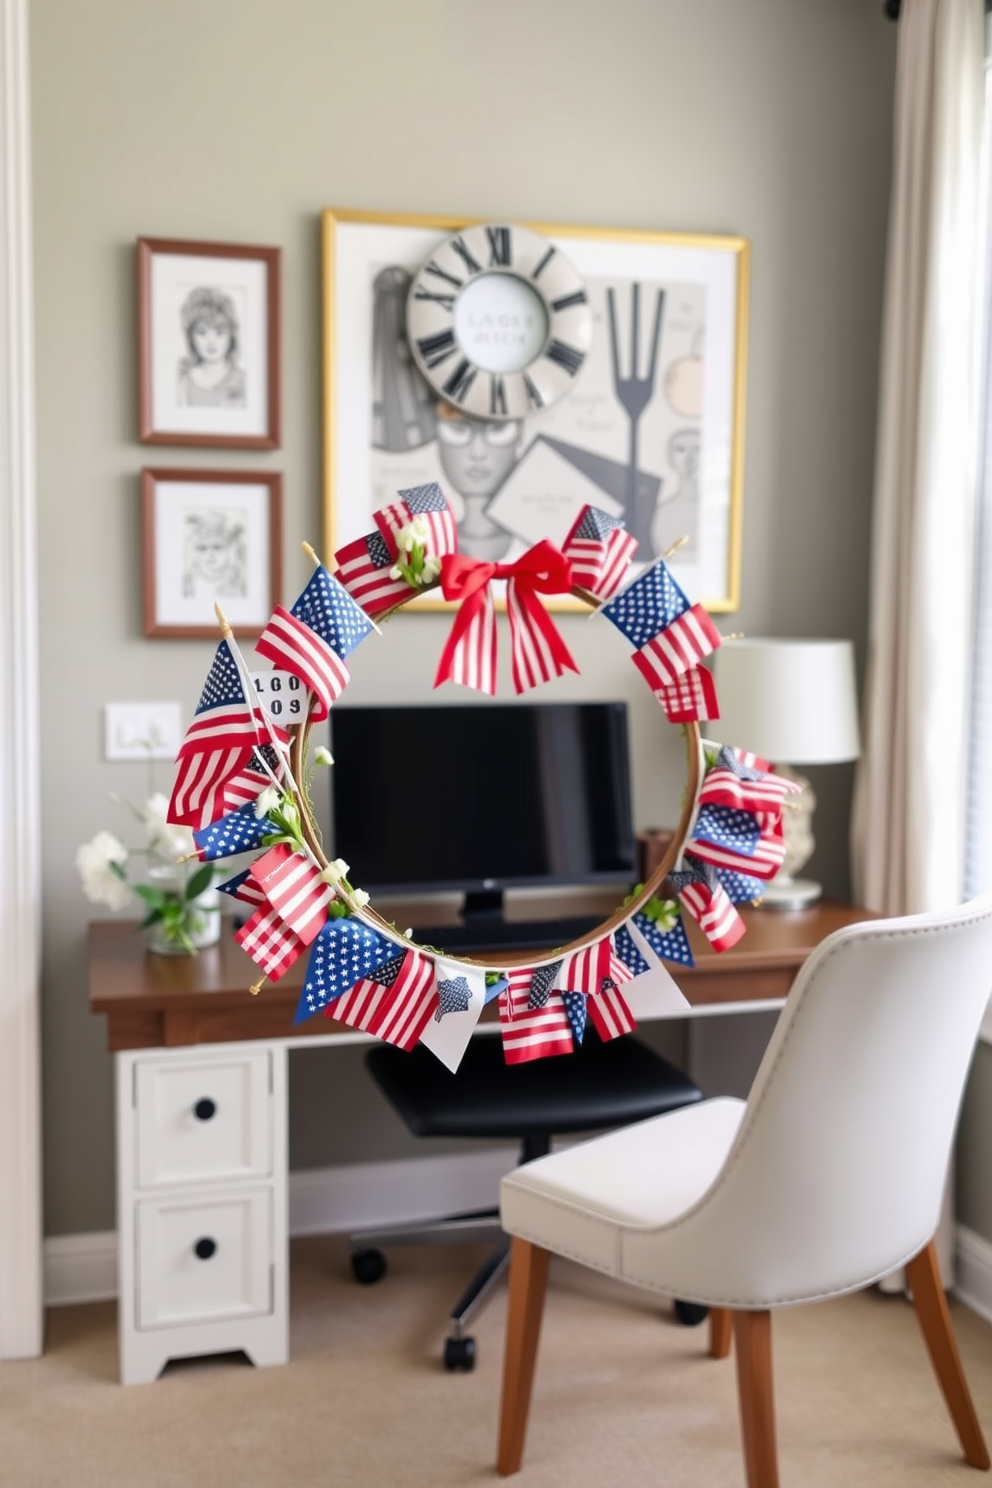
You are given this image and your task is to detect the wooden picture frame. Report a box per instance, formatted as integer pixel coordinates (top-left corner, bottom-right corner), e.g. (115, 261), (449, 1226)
(141, 468), (282, 638)
(321, 209), (749, 612)
(138, 237), (281, 449)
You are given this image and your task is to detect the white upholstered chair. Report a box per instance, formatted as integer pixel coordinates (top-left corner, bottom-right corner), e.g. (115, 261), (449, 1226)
(496, 897), (992, 1486)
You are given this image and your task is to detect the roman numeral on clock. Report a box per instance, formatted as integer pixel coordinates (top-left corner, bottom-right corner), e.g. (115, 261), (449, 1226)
(443, 359), (477, 402)
(450, 237), (482, 276)
(423, 260), (463, 290)
(531, 245), (556, 281)
(413, 289), (457, 311)
(416, 329), (457, 369)
(490, 375), (507, 417)
(486, 226), (512, 266)
(524, 373), (544, 410)
(545, 339), (585, 376)
(551, 289), (588, 312)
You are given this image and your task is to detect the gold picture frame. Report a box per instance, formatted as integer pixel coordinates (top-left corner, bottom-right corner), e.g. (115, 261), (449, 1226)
(321, 209), (749, 612)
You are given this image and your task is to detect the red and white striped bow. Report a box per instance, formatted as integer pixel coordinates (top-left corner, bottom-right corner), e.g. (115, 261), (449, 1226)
(434, 540), (580, 695)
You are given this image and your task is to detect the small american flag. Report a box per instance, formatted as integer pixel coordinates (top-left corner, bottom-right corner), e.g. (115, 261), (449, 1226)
(588, 978), (636, 1042)
(688, 802), (786, 881)
(651, 664), (719, 723)
(192, 801), (280, 862)
(562, 505), (637, 600)
(698, 745), (799, 814)
(169, 745), (253, 829)
(631, 604), (723, 688)
(499, 967), (573, 1064)
(295, 916), (400, 1022)
(255, 607), (349, 722)
(330, 949), (437, 1049)
(600, 558), (690, 647)
(221, 745), (285, 815)
(235, 905), (307, 980)
(669, 855), (746, 953)
(248, 843), (331, 946)
(178, 640), (267, 755)
(216, 868), (267, 908)
(375, 483), (458, 560)
(334, 529), (412, 617)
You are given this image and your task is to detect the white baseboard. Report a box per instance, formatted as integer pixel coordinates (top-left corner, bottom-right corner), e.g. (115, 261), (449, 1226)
(954, 1224), (992, 1324)
(44, 1147), (518, 1307)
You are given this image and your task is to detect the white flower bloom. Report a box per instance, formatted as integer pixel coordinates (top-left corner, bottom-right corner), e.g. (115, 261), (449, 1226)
(390, 564), (403, 580)
(76, 831), (132, 911)
(410, 515), (430, 544)
(422, 556), (442, 582)
(314, 745), (334, 767)
(255, 786), (282, 820)
(396, 523), (417, 554)
(319, 857), (350, 886)
(142, 792), (195, 863)
(352, 888), (370, 907)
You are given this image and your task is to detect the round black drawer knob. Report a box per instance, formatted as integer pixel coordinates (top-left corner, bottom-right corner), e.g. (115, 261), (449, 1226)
(193, 1098), (217, 1121)
(194, 1237), (217, 1261)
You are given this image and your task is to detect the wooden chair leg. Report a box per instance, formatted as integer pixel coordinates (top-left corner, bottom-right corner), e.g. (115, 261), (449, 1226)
(497, 1237), (551, 1477)
(905, 1238), (991, 1470)
(733, 1309), (780, 1488)
(710, 1306), (733, 1359)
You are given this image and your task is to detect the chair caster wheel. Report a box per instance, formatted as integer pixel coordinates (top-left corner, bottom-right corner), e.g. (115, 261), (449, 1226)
(674, 1299), (709, 1326)
(444, 1335), (476, 1371)
(351, 1248), (387, 1285)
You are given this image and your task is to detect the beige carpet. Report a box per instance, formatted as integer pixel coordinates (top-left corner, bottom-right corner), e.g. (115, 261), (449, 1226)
(3, 1235), (992, 1488)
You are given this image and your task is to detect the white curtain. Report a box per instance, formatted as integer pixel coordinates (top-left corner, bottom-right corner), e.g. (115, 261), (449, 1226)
(851, 0), (984, 917)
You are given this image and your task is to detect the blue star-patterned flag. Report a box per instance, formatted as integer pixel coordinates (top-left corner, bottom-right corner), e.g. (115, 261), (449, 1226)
(192, 801), (280, 862)
(291, 564), (375, 661)
(295, 916), (399, 1023)
(614, 912), (695, 973)
(716, 867), (766, 904)
(561, 989), (587, 1043)
(528, 961), (563, 1010)
(400, 482), (448, 515)
(215, 868), (265, 907)
(574, 507), (624, 540)
(599, 559), (690, 648)
(667, 854), (717, 895)
(436, 975), (472, 1020)
(691, 803), (760, 856)
(194, 638), (247, 717)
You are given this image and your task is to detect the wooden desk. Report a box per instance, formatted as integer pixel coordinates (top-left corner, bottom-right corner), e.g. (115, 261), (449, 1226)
(89, 898), (872, 1051)
(88, 899), (873, 1385)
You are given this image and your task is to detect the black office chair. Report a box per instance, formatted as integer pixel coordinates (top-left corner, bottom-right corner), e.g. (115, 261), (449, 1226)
(349, 1028), (705, 1370)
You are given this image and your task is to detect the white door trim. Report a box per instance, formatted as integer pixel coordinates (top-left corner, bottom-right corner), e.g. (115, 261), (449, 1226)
(0, 0), (44, 1359)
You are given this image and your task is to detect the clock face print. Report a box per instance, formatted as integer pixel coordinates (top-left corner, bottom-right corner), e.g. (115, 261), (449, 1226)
(406, 224), (594, 421)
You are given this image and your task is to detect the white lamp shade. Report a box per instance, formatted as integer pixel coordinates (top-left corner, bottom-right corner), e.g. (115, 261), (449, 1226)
(711, 638), (860, 765)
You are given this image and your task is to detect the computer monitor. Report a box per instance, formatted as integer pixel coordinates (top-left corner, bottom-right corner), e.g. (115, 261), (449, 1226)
(329, 701), (636, 926)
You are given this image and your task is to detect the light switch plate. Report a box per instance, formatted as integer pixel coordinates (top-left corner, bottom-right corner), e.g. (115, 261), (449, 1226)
(104, 702), (182, 761)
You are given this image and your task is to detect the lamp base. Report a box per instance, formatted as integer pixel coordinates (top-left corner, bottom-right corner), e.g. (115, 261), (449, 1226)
(758, 876), (823, 911)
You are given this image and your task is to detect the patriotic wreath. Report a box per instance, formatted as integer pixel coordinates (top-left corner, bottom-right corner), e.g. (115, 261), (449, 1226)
(166, 484), (797, 1070)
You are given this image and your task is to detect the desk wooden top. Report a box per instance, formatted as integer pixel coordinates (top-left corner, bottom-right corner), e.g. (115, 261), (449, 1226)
(88, 899), (875, 1052)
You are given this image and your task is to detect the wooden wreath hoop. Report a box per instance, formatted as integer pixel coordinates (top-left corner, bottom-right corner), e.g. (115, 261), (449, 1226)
(281, 564), (703, 974)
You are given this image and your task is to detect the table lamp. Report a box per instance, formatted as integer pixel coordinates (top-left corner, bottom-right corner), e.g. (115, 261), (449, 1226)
(711, 638), (860, 909)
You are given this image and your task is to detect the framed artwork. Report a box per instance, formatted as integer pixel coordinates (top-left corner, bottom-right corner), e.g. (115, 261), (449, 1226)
(321, 209), (749, 612)
(137, 237), (281, 449)
(141, 468), (282, 638)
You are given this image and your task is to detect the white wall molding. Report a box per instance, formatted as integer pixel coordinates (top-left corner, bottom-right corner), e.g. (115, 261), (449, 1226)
(0, 0), (43, 1360)
(45, 1148), (518, 1306)
(954, 1224), (992, 1324)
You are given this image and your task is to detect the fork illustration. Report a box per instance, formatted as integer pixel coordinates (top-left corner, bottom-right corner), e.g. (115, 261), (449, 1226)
(606, 283), (665, 551)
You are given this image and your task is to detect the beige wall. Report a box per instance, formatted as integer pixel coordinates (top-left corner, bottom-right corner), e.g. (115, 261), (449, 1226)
(31, 0), (898, 1236)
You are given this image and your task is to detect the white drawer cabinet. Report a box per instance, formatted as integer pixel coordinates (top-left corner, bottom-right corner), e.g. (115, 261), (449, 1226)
(117, 1041), (288, 1384)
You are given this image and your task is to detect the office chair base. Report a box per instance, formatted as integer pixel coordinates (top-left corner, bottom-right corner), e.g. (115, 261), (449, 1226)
(351, 1248), (388, 1285)
(444, 1335), (477, 1371)
(674, 1299), (710, 1326)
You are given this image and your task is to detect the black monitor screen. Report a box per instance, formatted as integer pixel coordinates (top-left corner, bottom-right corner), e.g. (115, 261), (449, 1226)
(330, 702), (635, 896)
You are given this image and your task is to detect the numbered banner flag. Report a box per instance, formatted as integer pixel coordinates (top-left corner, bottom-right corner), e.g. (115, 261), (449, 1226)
(688, 802), (786, 880)
(295, 915), (399, 1022)
(192, 801), (280, 862)
(328, 948), (437, 1049)
(375, 483), (458, 561)
(499, 967), (573, 1064)
(698, 745), (799, 815)
(600, 557), (691, 646)
(221, 744), (286, 816)
(334, 529), (412, 617)
(614, 910), (695, 974)
(651, 665), (719, 723)
(669, 855), (746, 953)
(234, 904), (307, 981)
(215, 868), (266, 908)
(248, 843), (331, 946)
(562, 505), (637, 600)
(418, 958), (487, 1071)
